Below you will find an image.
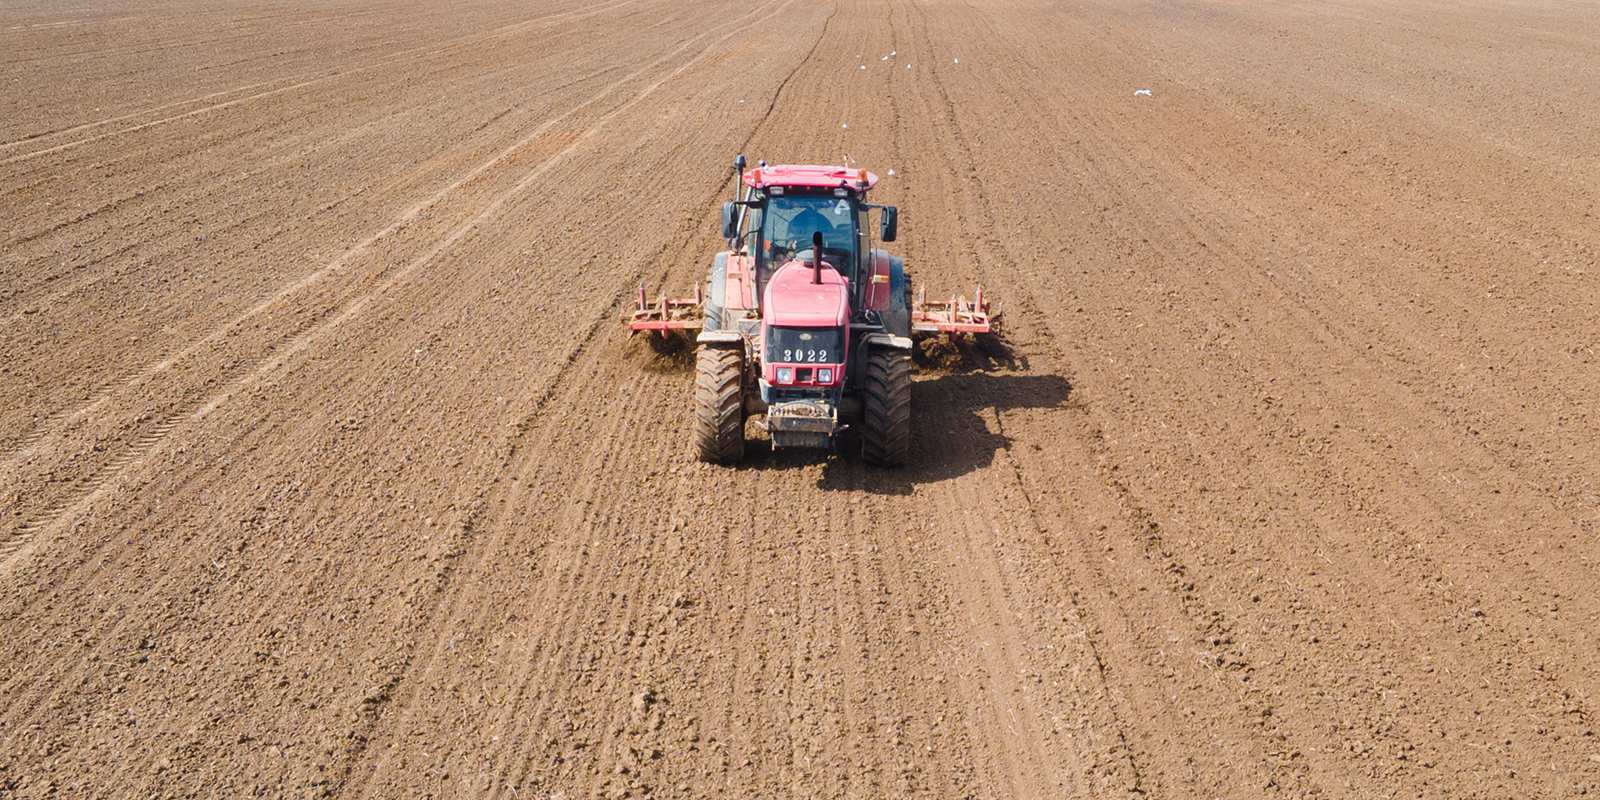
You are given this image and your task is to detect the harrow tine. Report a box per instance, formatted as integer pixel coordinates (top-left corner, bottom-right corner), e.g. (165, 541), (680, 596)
(908, 281), (996, 336)
(624, 280), (706, 334)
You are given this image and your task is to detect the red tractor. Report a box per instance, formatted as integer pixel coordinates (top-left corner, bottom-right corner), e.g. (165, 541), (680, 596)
(628, 156), (996, 465)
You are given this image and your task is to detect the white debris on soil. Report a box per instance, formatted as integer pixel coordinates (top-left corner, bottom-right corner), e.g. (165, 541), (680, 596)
(1135, 89), (1152, 96)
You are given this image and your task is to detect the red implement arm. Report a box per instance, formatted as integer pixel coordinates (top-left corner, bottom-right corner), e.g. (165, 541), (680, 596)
(911, 285), (999, 336)
(627, 283), (705, 333)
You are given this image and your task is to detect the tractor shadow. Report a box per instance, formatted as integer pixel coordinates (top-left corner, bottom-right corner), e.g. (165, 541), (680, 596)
(738, 368), (1071, 495)
(827, 371), (1071, 494)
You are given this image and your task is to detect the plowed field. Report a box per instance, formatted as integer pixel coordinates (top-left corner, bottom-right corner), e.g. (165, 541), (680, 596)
(4, 0), (1599, 797)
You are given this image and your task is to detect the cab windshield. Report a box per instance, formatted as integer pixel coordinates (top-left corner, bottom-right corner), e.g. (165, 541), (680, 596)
(758, 192), (857, 266)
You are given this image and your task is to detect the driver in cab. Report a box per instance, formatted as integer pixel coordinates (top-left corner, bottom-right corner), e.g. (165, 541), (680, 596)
(772, 206), (843, 267)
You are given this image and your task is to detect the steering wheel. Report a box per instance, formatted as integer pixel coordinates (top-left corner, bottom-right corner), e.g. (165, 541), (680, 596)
(792, 246), (851, 268)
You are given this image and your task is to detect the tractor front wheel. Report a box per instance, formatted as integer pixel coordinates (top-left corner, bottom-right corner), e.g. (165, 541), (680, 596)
(862, 346), (911, 466)
(694, 344), (745, 463)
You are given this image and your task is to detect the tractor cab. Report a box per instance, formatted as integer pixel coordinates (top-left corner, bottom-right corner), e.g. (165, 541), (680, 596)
(731, 164), (896, 302)
(754, 189), (859, 277)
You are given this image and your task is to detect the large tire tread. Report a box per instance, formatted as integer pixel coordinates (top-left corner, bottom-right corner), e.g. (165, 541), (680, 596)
(694, 345), (745, 463)
(862, 346), (912, 466)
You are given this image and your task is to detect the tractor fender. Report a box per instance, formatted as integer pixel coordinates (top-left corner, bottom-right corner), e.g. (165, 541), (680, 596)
(889, 256), (907, 314)
(863, 251), (911, 337)
(888, 256), (910, 338)
(862, 333), (913, 351)
(705, 252), (730, 330)
(863, 250), (894, 312)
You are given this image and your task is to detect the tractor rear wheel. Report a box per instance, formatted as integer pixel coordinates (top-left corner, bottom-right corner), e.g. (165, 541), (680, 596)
(694, 344), (745, 463)
(862, 345), (911, 466)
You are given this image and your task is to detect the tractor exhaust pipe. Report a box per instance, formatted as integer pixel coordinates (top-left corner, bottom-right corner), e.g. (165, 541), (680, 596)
(811, 231), (824, 285)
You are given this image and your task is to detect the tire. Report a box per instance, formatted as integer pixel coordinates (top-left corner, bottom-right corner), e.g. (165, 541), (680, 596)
(694, 344), (745, 463)
(861, 345), (912, 466)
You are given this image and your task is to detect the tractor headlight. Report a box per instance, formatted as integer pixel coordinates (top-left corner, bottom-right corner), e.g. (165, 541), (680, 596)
(776, 367), (794, 384)
(817, 368), (833, 384)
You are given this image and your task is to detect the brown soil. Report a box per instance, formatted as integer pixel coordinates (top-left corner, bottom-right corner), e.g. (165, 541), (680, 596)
(3, 0), (1599, 797)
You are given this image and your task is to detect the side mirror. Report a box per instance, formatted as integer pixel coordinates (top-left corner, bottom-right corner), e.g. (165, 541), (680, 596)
(721, 202), (739, 240)
(880, 206), (898, 242)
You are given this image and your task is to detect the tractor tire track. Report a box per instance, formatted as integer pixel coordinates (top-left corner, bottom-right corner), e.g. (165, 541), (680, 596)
(5, 2), (1600, 799)
(0, 0), (642, 163)
(0, 3), (792, 558)
(903, 1), (1306, 793)
(331, 2), (808, 795)
(0, 0), (813, 785)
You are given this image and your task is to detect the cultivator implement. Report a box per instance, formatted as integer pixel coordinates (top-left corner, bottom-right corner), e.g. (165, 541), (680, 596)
(910, 285), (998, 336)
(628, 283), (704, 340)
(628, 283), (999, 339)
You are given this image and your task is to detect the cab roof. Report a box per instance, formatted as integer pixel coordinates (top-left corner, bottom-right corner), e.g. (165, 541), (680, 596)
(742, 164), (879, 192)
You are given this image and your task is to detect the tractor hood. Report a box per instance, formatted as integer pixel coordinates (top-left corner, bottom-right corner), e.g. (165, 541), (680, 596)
(764, 261), (849, 328)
